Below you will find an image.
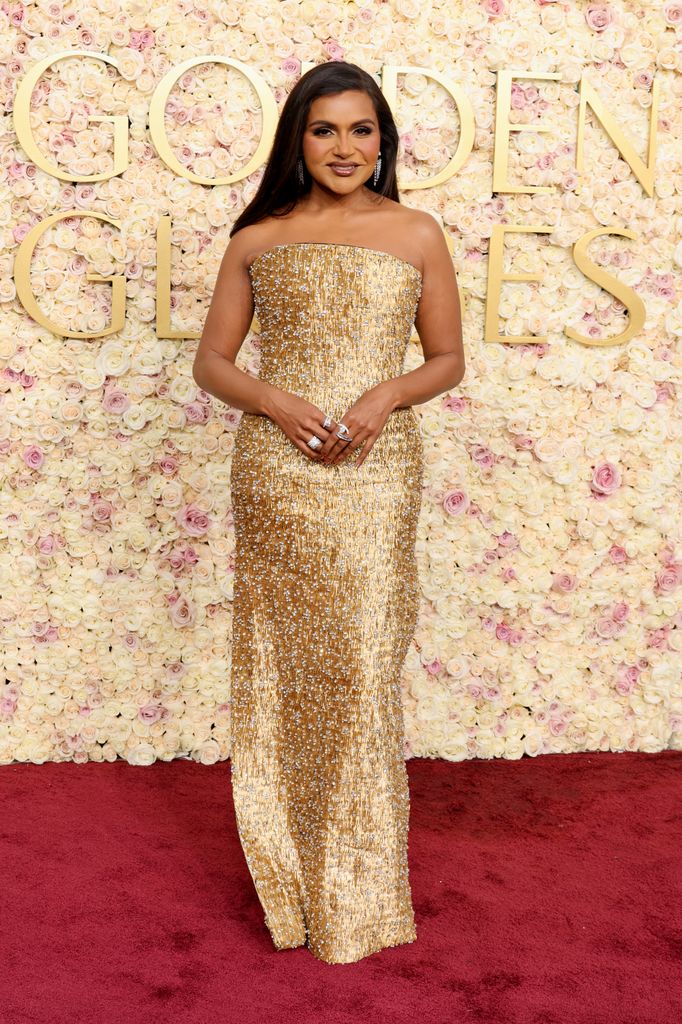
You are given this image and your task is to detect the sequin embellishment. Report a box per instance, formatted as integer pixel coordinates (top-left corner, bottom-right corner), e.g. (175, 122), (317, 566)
(229, 243), (424, 964)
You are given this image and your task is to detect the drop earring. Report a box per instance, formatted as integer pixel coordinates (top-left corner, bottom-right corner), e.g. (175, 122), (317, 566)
(373, 151), (382, 186)
(297, 158), (304, 185)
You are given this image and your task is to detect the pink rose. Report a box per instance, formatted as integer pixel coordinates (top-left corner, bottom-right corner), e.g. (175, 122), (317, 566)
(323, 40), (344, 59)
(585, 4), (613, 31)
(23, 444), (44, 469)
(176, 503), (211, 536)
(647, 628), (669, 651)
(591, 461), (621, 495)
(511, 83), (527, 110)
(596, 616), (617, 638)
(551, 572), (576, 592)
(513, 435), (535, 451)
(443, 489), (469, 515)
(129, 29), (155, 50)
(32, 622), (58, 643)
(92, 499), (113, 523)
(655, 563), (682, 593)
(13, 223), (31, 243)
(471, 445), (495, 467)
(425, 659), (442, 675)
(611, 602), (629, 622)
(663, 2), (682, 24)
(496, 622), (512, 642)
(138, 703), (164, 724)
(158, 456), (178, 475)
(634, 71), (653, 90)
(443, 394), (466, 412)
(102, 388), (130, 414)
(184, 402), (210, 424)
(659, 542), (676, 565)
(624, 665), (640, 685)
(482, 0), (506, 16)
(615, 672), (636, 696)
(37, 535), (56, 554)
(169, 596), (195, 629)
(609, 545), (627, 563)
(168, 549), (185, 570)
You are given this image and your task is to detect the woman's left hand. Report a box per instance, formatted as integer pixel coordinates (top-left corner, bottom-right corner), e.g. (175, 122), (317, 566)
(318, 382), (397, 468)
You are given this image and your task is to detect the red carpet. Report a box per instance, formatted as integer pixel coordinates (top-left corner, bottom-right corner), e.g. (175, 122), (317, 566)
(1, 750), (679, 1024)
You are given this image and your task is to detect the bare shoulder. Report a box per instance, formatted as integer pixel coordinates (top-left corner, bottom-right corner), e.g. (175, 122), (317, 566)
(406, 209), (447, 250)
(225, 222), (275, 271)
(388, 207), (447, 276)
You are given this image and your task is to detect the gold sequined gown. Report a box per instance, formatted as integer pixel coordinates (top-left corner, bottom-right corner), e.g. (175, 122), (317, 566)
(229, 242), (423, 964)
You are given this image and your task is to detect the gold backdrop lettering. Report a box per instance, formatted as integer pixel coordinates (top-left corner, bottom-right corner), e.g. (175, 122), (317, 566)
(381, 65), (476, 189)
(149, 55), (278, 187)
(577, 76), (660, 198)
(11, 53), (659, 344)
(566, 228), (646, 347)
(13, 52), (129, 182)
(14, 210), (126, 339)
(493, 71), (561, 195)
(485, 225), (554, 344)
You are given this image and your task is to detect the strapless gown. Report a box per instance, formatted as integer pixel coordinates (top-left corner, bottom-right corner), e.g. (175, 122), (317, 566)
(229, 242), (423, 964)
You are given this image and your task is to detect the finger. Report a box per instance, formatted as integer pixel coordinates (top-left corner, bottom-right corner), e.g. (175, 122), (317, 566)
(330, 420), (362, 462)
(320, 424), (348, 462)
(331, 437), (356, 464)
(301, 418), (335, 460)
(354, 436), (376, 467)
(298, 438), (323, 459)
(300, 427), (330, 459)
(315, 418), (339, 460)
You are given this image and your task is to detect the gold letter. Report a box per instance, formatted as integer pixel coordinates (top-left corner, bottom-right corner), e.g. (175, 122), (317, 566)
(577, 76), (660, 197)
(149, 56), (278, 186)
(14, 51), (128, 182)
(493, 70), (561, 194)
(14, 211), (125, 338)
(485, 224), (553, 344)
(156, 215), (200, 339)
(381, 66), (475, 190)
(566, 228), (645, 346)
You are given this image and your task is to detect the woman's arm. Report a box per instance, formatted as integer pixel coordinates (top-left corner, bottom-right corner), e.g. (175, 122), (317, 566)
(192, 232), (280, 417)
(381, 213), (465, 410)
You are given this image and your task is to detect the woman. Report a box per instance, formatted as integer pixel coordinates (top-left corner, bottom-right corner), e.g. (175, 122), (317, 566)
(193, 60), (463, 964)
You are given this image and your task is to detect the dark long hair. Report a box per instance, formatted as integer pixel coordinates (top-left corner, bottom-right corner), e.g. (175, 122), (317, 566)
(230, 61), (401, 237)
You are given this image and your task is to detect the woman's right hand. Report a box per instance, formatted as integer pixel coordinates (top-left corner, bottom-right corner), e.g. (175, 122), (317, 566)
(264, 388), (337, 461)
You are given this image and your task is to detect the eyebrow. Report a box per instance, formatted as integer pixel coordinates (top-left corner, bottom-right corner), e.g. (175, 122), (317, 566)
(307, 118), (375, 127)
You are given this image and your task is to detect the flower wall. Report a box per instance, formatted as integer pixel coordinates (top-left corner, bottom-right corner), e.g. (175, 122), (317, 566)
(1, 0), (681, 765)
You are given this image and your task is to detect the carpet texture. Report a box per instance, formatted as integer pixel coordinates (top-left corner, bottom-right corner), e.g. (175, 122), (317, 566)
(1, 749), (679, 1024)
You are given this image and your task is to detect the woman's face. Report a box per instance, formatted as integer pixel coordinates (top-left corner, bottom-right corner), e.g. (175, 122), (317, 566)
(301, 89), (381, 194)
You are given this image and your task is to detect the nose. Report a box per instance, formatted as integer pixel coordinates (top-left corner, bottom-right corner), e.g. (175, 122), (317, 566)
(333, 133), (355, 157)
